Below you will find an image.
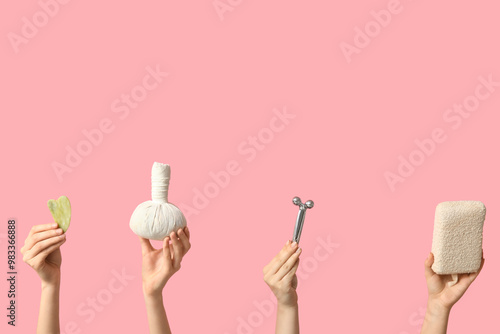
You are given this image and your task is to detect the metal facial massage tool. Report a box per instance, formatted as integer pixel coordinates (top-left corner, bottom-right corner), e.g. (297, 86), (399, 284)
(292, 196), (314, 244)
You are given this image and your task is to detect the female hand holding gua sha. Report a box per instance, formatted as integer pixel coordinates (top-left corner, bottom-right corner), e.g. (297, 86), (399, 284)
(139, 227), (191, 334)
(21, 223), (66, 286)
(20, 195), (70, 334)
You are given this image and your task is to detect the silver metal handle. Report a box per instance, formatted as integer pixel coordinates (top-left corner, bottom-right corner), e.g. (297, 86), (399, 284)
(292, 196), (314, 243)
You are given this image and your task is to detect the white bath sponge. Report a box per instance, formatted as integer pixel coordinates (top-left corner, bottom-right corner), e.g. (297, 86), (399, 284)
(431, 201), (485, 281)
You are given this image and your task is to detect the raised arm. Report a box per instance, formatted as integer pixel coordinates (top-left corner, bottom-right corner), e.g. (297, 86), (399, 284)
(263, 240), (302, 334)
(139, 227), (191, 334)
(421, 252), (484, 334)
(21, 223), (67, 334)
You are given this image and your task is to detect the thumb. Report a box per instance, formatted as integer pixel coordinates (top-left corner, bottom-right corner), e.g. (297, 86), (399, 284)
(163, 237), (172, 267)
(424, 252), (436, 280)
(139, 237), (154, 255)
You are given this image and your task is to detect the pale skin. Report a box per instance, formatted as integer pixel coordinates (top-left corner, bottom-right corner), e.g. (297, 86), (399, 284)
(139, 227), (191, 334)
(263, 240), (302, 334)
(21, 223), (67, 334)
(421, 252), (485, 334)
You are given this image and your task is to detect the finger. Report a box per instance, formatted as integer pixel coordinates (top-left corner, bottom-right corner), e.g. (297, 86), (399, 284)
(23, 228), (64, 253)
(139, 237), (154, 255)
(25, 223), (59, 249)
(468, 256), (485, 284)
(169, 242), (174, 259)
(424, 252), (435, 280)
(282, 259), (300, 286)
(474, 249), (485, 276)
(263, 241), (290, 275)
(275, 248), (302, 281)
(170, 231), (184, 269)
(25, 234), (66, 260)
(267, 240), (293, 268)
(184, 226), (190, 240)
(177, 228), (191, 254)
(268, 241), (299, 275)
(33, 239), (66, 263)
(162, 237), (173, 269)
(283, 258), (300, 280)
(25, 238), (66, 265)
(27, 223), (59, 238)
(291, 274), (298, 290)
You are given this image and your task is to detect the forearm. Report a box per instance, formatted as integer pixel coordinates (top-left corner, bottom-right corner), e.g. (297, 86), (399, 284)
(421, 301), (451, 334)
(143, 291), (171, 334)
(276, 303), (299, 334)
(38, 280), (60, 334)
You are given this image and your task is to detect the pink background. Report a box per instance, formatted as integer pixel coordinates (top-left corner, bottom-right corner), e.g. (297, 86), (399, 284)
(1, 0), (499, 333)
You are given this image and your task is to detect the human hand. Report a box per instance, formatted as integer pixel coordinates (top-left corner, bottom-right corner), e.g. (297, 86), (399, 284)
(263, 240), (302, 308)
(424, 252), (484, 312)
(21, 223), (66, 286)
(140, 227), (191, 297)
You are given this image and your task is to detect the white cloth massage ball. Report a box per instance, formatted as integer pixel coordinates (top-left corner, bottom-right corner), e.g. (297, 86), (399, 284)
(129, 162), (187, 240)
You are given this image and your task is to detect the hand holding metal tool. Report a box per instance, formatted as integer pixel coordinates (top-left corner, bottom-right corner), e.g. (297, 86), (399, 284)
(292, 196), (314, 244)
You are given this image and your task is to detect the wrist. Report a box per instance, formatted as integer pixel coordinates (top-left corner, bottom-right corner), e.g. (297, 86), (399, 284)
(41, 278), (61, 290)
(277, 300), (298, 310)
(276, 291), (298, 310)
(41, 282), (60, 297)
(143, 291), (164, 308)
(426, 298), (451, 318)
(142, 284), (163, 300)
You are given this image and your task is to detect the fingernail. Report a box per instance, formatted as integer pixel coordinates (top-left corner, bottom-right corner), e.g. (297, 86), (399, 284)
(60, 234), (66, 239)
(178, 229), (184, 235)
(286, 240), (291, 246)
(291, 241), (297, 249)
(56, 228), (63, 234)
(52, 223), (58, 228)
(296, 247), (302, 254)
(185, 227), (189, 233)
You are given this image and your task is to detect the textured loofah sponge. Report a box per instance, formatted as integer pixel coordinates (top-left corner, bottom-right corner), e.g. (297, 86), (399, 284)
(431, 201), (485, 277)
